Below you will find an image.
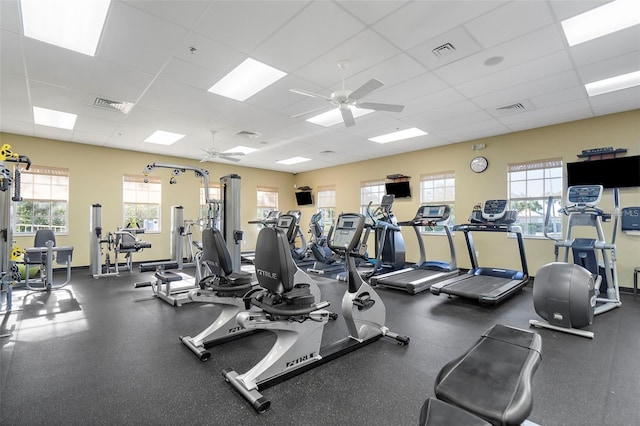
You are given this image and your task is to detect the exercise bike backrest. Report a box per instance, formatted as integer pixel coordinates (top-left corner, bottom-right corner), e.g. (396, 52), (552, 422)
(254, 226), (298, 294)
(201, 227), (234, 277)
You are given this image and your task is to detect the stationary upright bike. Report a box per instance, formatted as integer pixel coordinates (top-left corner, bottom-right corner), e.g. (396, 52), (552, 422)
(223, 212), (409, 412)
(530, 185), (622, 339)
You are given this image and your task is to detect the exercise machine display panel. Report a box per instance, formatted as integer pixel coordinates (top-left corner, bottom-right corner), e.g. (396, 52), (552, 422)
(567, 185), (603, 206)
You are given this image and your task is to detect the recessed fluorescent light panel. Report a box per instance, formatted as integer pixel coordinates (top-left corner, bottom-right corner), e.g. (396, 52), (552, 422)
(369, 128), (427, 144)
(33, 106), (77, 130)
(20, 0), (111, 56)
(561, 0), (640, 46)
(208, 58), (286, 101)
(276, 157), (311, 165)
(144, 130), (185, 145)
(585, 70), (640, 97)
(306, 108), (374, 127)
(224, 146), (257, 155)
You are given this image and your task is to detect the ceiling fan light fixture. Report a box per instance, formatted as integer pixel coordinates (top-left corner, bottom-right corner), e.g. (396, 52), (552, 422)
(306, 107), (374, 127)
(208, 58), (286, 101)
(369, 127), (427, 144)
(144, 130), (185, 145)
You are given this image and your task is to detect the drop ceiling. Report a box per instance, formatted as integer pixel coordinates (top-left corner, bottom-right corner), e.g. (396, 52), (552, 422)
(1, 0), (639, 173)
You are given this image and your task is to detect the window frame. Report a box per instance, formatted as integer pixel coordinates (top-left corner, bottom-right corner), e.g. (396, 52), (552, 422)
(507, 158), (564, 239)
(13, 165), (70, 235)
(419, 171), (456, 234)
(360, 179), (385, 221)
(317, 185), (336, 230)
(256, 185), (279, 222)
(123, 174), (162, 233)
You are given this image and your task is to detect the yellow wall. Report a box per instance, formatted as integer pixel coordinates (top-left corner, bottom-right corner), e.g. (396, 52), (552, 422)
(2, 109), (639, 288)
(295, 110), (640, 289)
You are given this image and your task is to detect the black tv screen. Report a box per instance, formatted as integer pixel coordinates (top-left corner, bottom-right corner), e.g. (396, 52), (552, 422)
(385, 181), (411, 198)
(295, 191), (314, 206)
(567, 155), (640, 189)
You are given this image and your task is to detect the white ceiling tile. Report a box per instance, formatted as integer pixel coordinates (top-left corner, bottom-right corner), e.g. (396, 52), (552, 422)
(98, 1), (190, 74)
(499, 98), (593, 128)
(345, 54), (427, 93)
(0, 0), (20, 33)
(337, 1), (408, 25)
(433, 25), (566, 86)
(253, 1), (365, 72)
(548, 0), (612, 21)
(436, 119), (510, 143)
(123, 0), (211, 30)
(464, 0), (554, 48)
(90, 60), (154, 102)
(0, 99), (32, 123)
(569, 25), (640, 68)
(0, 30), (25, 77)
(293, 29), (401, 89)
(28, 81), (85, 113)
(193, 1), (309, 55)
(0, 74), (29, 104)
(588, 86), (640, 115)
(577, 51), (640, 84)
(530, 86), (588, 109)
(373, 0), (507, 50)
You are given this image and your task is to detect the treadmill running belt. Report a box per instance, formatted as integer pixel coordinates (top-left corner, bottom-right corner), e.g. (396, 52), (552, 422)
(442, 275), (524, 302)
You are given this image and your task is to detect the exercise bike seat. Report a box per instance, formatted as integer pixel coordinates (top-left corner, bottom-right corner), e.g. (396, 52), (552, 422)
(250, 226), (326, 316)
(421, 324), (542, 426)
(199, 228), (252, 294)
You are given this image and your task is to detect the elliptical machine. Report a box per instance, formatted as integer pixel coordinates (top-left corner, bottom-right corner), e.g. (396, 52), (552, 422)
(529, 185), (622, 339)
(364, 194), (406, 279)
(306, 211), (344, 275)
(223, 212), (409, 412)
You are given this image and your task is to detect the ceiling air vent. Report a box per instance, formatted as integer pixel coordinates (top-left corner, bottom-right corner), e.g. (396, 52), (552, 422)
(495, 102), (534, 115)
(93, 97), (133, 114)
(236, 130), (261, 138)
(432, 43), (456, 58)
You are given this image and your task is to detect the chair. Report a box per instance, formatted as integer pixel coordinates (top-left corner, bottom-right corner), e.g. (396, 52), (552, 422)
(23, 229), (73, 291)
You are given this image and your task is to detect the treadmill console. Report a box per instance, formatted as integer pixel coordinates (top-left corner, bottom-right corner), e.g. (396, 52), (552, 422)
(329, 213), (365, 252)
(567, 185), (603, 207)
(482, 200), (508, 221)
(414, 205), (450, 225)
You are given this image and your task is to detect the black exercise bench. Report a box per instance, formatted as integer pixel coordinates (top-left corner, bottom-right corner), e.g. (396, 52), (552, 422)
(420, 324), (542, 426)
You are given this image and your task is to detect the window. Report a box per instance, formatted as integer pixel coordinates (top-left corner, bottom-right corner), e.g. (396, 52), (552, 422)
(123, 175), (161, 232)
(200, 184), (221, 226)
(257, 186), (278, 221)
(420, 171), (455, 233)
(360, 180), (385, 219)
(508, 158), (563, 238)
(317, 185), (336, 229)
(14, 165), (69, 234)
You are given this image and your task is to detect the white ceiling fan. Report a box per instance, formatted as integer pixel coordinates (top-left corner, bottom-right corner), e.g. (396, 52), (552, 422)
(200, 130), (245, 163)
(290, 60), (405, 127)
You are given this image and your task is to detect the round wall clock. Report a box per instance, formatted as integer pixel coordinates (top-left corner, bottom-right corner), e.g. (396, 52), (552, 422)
(470, 156), (488, 173)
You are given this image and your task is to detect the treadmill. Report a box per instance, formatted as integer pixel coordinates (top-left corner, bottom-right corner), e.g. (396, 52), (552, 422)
(370, 205), (458, 294)
(430, 200), (529, 305)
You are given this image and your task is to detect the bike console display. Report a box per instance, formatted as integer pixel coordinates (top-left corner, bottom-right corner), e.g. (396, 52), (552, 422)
(329, 214), (365, 252)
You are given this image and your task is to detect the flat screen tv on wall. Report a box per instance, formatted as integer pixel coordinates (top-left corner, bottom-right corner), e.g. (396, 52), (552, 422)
(295, 191), (314, 206)
(566, 155), (640, 189)
(385, 181), (412, 198)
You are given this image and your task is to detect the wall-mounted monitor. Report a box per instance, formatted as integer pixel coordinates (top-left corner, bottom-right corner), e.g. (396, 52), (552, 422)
(385, 181), (411, 198)
(295, 191), (314, 206)
(566, 155), (640, 189)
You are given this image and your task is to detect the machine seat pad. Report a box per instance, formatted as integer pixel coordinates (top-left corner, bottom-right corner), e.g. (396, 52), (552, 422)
(434, 324), (542, 426)
(252, 285), (324, 317)
(200, 272), (253, 295)
(155, 271), (182, 283)
(420, 398), (491, 426)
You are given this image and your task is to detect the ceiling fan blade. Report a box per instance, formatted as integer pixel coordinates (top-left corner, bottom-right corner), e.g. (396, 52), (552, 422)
(290, 88), (331, 101)
(356, 101), (405, 113)
(348, 78), (384, 100)
(340, 107), (356, 127)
